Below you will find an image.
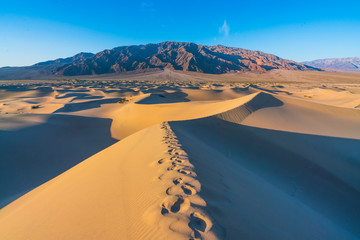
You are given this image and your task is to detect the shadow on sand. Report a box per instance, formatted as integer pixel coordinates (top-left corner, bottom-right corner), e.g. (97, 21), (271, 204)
(170, 117), (360, 239)
(0, 114), (117, 208)
(136, 91), (190, 104)
(55, 98), (120, 113)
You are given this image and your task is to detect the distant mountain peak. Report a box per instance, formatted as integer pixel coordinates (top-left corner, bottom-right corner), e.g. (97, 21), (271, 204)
(302, 57), (360, 71)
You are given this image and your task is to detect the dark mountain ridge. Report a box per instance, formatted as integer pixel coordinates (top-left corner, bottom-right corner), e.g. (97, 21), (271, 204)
(0, 41), (320, 79)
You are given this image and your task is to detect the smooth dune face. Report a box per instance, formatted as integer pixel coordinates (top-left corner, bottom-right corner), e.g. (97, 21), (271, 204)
(0, 77), (359, 240)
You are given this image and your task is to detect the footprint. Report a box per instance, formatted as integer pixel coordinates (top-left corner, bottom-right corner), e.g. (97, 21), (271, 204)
(166, 183), (196, 196)
(169, 153), (183, 158)
(173, 154), (188, 159)
(161, 195), (190, 214)
(189, 212), (212, 233)
(158, 158), (171, 164)
(168, 142), (181, 146)
(181, 184), (196, 195)
(177, 166), (194, 175)
(169, 220), (193, 236)
(166, 186), (176, 195)
(178, 169), (191, 175)
(167, 165), (179, 171)
(174, 158), (185, 164)
(171, 162), (182, 168)
(164, 136), (176, 140)
(168, 148), (178, 154)
(168, 145), (179, 149)
(170, 150), (187, 156)
(162, 140), (177, 145)
(173, 177), (183, 185)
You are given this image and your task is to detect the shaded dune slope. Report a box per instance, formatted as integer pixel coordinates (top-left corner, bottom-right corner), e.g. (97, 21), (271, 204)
(0, 114), (117, 208)
(170, 107), (360, 239)
(214, 92), (283, 123)
(241, 94), (360, 139)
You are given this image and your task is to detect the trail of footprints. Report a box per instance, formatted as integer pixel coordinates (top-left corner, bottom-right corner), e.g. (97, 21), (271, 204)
(158, 122), (215, 240)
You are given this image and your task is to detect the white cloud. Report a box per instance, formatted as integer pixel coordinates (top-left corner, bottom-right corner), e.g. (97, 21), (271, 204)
(219, 20), (230, 37)
(140, 2), (155, 13)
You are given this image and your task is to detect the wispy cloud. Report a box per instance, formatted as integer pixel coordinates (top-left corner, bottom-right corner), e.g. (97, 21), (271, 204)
(219, 20), (230, 37)
(140, 2), (155, 13)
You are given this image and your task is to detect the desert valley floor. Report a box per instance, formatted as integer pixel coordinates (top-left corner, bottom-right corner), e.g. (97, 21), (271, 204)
(0, 70), (360, 240)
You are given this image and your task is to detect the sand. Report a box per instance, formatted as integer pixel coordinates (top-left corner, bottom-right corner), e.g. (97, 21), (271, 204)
(0, 72), (359, 239)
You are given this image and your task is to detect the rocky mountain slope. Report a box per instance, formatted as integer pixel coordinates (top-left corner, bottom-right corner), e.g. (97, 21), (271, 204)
(56, 42), (318, 75)
(0, 42), (319, 79)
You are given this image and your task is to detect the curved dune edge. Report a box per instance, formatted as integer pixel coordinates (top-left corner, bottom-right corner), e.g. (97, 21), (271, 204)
(109, 92), (260, 140)
(213, 92), (283, 124)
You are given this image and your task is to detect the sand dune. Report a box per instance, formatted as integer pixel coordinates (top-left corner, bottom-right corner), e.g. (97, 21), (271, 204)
(0, 77), (359, 239)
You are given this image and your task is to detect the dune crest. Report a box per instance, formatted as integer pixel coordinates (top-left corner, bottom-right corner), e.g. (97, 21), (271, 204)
(155, 122), (219, 239)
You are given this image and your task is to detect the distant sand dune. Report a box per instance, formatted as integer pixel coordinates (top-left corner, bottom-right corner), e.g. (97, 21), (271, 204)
(214, 92), (283, 124)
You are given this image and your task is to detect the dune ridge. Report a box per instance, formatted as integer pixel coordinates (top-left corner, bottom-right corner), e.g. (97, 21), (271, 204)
(156, 122), (219, 239)
(214, 92), (282, 124)
(109, 92), (258, 140)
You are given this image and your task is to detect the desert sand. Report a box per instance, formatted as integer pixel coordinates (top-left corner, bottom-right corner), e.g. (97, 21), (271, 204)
(0, 70), (360, 240)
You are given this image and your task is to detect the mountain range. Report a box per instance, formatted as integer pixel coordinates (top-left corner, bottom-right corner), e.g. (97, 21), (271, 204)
(303, 57), (360, 71)
(0, 41), (320, 79)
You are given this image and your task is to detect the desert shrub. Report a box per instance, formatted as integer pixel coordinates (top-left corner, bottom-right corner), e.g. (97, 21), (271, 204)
(118, 98), (129, 103)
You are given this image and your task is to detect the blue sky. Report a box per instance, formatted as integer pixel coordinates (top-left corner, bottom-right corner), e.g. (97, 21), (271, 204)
(1, 0), (360, 67)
